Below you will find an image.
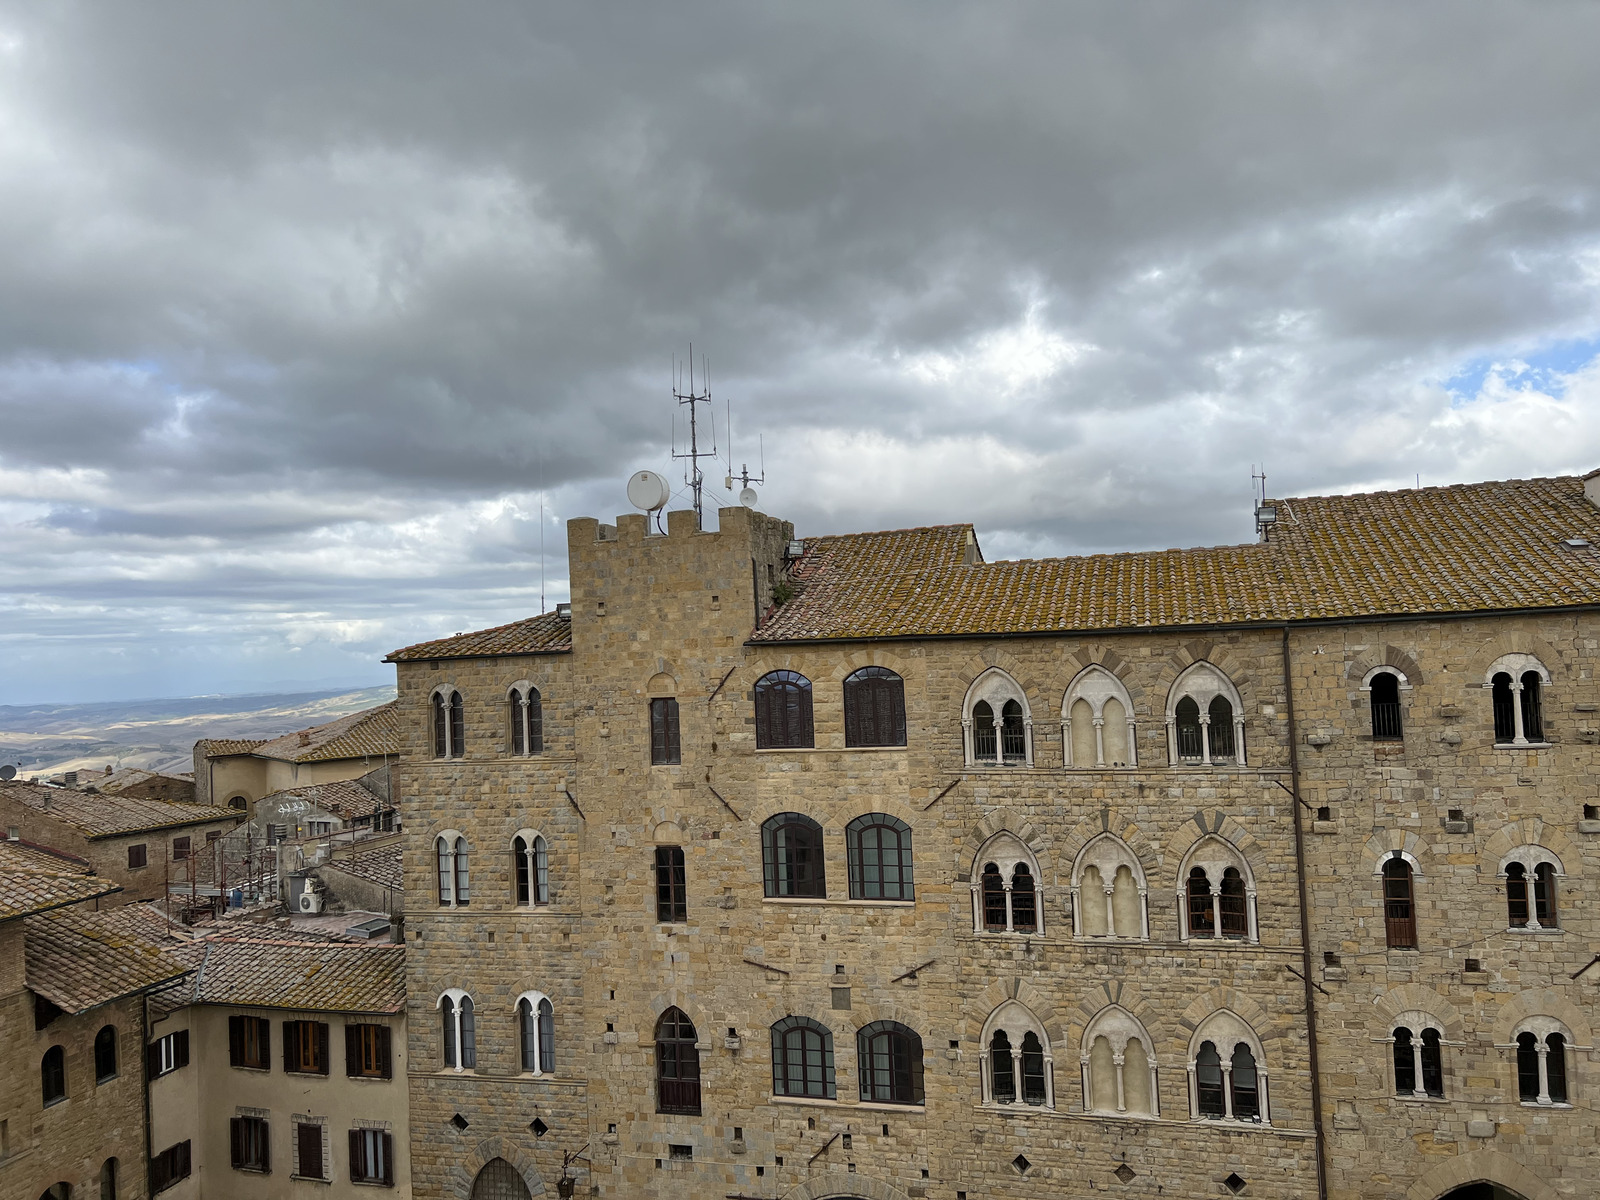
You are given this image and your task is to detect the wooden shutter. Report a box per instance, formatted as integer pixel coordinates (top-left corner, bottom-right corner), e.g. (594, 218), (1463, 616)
(147, 1040), (161, 1077)
(348, 1129), (362, 1182)
(345, 1024), (359, 1077)
(230, 1117), (244, 1168)
(283, 1021), (294, 1072)
(174, 1029), (190, 1069)
(378, 1024), (392, 1079)
(229, 1016), (243, 1066)
(381, 1132), (394, 1184)
(316, 1022), (330, 1075)
(298, 1123), (322, 1179)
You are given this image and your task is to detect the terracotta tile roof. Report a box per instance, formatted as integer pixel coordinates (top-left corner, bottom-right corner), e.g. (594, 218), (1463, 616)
(259, 779), (390, 822)
(196, 738), (267, 758)
(386, 611), (573, 662)
(0, 839), (120, 922)
(77, 768), (196, 804)
(25, 907), (192, 1013)
(0, 780), (239, 840)
(184, 937), (404, 1014)
(753, 474), (1600, 641)
(250, 702), (399, 764)
(324, 843), (402, 892)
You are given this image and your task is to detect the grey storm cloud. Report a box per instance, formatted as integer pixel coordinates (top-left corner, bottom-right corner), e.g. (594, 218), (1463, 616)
(2, 1), (1600, 701)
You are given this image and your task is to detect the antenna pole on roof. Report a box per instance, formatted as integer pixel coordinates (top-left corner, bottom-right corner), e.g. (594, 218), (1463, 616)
(671, 344), (718, 526)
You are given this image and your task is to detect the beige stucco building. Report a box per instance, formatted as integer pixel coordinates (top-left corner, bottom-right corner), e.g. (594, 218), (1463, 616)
(390, 471), (1600, 1200)
(194, 703), (398, 816)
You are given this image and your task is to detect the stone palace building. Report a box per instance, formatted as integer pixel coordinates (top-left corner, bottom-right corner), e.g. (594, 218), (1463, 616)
(388, 470), (1600, 1200)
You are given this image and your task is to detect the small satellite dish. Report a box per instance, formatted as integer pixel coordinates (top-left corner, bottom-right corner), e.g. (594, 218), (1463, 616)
(0, 765), (15, 782)
(627, 470), (671, 512)
(739, 487), (759, 508)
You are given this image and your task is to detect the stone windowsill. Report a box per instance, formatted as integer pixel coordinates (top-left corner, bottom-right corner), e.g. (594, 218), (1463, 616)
(769, 1094), (927, 1114)
(1504, 926), (1563, 936)
(1493, 742), (1551, 750)
(762, 896), (915, 908)
(754, 745), (906, 755)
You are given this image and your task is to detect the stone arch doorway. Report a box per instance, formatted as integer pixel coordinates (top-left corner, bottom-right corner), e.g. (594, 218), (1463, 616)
(472, 1158), (532, 1200)
(1439, 1188), (1528, 1200)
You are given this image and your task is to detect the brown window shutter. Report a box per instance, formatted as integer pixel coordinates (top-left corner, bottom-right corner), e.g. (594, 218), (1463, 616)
(229, 1016), (243, 1067)
(345, 1025), (358, 1077)
(175, 1029), (190, 1069)
(379, 1024), (392, 1079)
(147, 1040), (161, 1077)
(262, 1121), (270, 1173)
(348, 1129), (362, 1182)
(230, 1117), (244, 1168)
(283, 1021), (295, 1072)
(299, 1123), (322, 1179)
(382, 1132), (394, 1184)
(316, 1022), (330, 1075)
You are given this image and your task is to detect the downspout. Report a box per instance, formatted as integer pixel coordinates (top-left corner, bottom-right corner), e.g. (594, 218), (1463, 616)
(1281, 625), (1328, 1200)
(142, 994), (155, 1194)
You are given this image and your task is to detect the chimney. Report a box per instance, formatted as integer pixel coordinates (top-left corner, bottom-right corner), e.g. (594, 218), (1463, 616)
(63, 771), (78, 788)
(298, 731), (311, 747)
(1585, 467), (1600, 509)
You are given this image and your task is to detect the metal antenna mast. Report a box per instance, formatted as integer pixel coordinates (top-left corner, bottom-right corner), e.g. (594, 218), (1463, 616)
(671, 347), (717, 526)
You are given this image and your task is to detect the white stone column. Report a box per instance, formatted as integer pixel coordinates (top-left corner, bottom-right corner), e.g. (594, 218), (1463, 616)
(979, 1049), (992, 1104)
(1148, 1063), (1160, 1117)
(1246, 889), (1260, 943)
(1126, 717), (1139, 766)
(1060, 720), (1072, 766)
(1221, 1065), (1235, 1119)
(1043, 1053), (1056, 1109)
(962, 717), (975, 764)
(1511, 681), (1528, 746)
(1138, 886), (1150, 941)
(1185, 1060), (1198, 1119)
(1011, 1048), (1025, 1105)
(1259, 1070), (1271, 1125)
(1113, 1050), (1127, 1113)
(1092, 715), (1106, 767)
(1536, 1041), (1551, 1105)
(1023, 717), (1034, 766)
(1070, 885), (1083, 937)
(1411, 1041), (1426, 1099)
(1234, 716), (1247, 765)
(1165, 716), (1177, 764)
(1080, 1058), (1091, 1114)
(1199, 714), (1213, 766)
(969, 882), (981, 933)
(1103, 886), (1116, 938)
(1004, 883), (1015, 933)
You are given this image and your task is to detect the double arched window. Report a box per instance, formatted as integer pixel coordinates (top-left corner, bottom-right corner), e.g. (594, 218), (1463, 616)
(655, 1007), (701, 1115)
(1392, 1024), (1444, 1098)
(843, 667), (906, 747)
(1073, 834), (1147, 940)
(1166, 663), (1245, 766)
(435, 833), (470, 907)
(1189, 1013), (1268, 1124)
(439, 990), (475, 1070)
(1365, 668), (1406, 741)
(508, 685), (543, 756)
(1380, 854), (1417, 949)
(1178, 838), (1256, 943)
(41, 1045), (66, 1106)
(516, 993), (554, 1075)
(1081, 1007), (1156, 1117)
(980, 1001), (1053, 1109)
(1488, 655), (1550, 745)
(1061, 665), (1137, 768)
(971, 832), (1043, 935)
(770, 1016), (836, 1099)
(1515, 1022), (1571, 1106)
(857, 1021), (924, 1105)
(962, 669), (1032, 766)
(512, 832), (549, 906)
(755, 671), (814, 749)
(846, 814), (914, 901)
(1502, 849), (1560, 930)
(432, 688), (465, 759)
(94, 1025), (118, 1083)
(761, 813), (826, 899)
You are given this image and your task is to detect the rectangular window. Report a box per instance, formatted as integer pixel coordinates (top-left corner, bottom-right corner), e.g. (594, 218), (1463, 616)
(310, 821), (333, 836)
(147, 1030), (190, 1078)
(230, 1116), (270, 1172)
(283, 1021), (330, 1075)
(655, 846), (687, 922)
(650, 698), (681, 765)
(127, 844), (148, 869)
(345, 1023), (392, 1079)
(150, 1141), (191, 1192)
(206, 830), (222, 843)
(172, 836), (192, 861)
(228, 1016), (271, 1070)
(295, 1121), (325, 1180)
(349, 1128), (395, 1186)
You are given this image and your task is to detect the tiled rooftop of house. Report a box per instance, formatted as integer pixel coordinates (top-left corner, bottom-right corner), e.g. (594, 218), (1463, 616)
(25, 906), (192, 1013)
(258, 778), (390, 822)
(386, 611), (573, 662)
(195, 737), (267, 757)
(182, 937), (405, 1013)
(0, 839), (120, 922)
(0, 780), (238, 840)
(78, 767), (197, 803)
(248, 701), (399, 764)
(325, 842), (403, 892)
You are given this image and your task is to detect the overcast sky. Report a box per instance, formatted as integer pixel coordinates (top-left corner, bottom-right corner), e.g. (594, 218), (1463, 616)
(3, 2), (1600, 703)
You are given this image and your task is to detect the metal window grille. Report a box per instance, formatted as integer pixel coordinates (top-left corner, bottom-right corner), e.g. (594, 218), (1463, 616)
(655, 846), (687, 922)
(1010, 865), (1037, 932)
(990, 1031), (1015, 1103)
(1382, 857), (1417, 948)
(981, 865), (1007, 930)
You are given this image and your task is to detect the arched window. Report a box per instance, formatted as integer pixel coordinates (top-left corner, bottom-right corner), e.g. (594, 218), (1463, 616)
(1393, 1025), (1445, 1098)
(1179, 838), (1257, 943)
(857, 1021), (924, 1105)
(41, 1045), (66, 1105)
(513, 833), (549, 906)
(1166, 663), (1246, 765)
(435, 834), (469, 907)
(971, 832), (1045, 936)
(1488, 656), (1552, 745)
(1515, 1023), (1571, 1105)
(963, 670), (1032, 766)
(1061, 665), (1136, 767)
(755, 671), (814, 749)
(517, 994), (554, 1075)
(1189, 1012), (1269, 1124)
(761, 813), (826, 899)
(439, 991), (475, 1070)
(981, 864), (1006, 930)
(1081, 1007), (1155, 1117)
(990, 1029), (1015, 1103)
(94, 1025), (118, 1082)
(1229, 1043), (1260, 1121)
(846, 814), (913, 901)
(100, 1157), (118, 1200)
(1195, 1041), (1223, 1117)
(655, 1007), (701, 1115)
(983, 1000), (1054, 1109)
(1382, 855), (1416, 949)
(843, 667), (906, 747)
(1521, 672), (1544, 741)
(770, 1015), (835, 1099)
(1074, 834), (1146, 940)
(1492, 673), (1517, 743)
(1010, 864), (1037, 933)
(1392, 1026), (1415, 1093)
(508, 686), (543, 756)
(432, 689), (465, 758)
(1369, 671), (1403, 740)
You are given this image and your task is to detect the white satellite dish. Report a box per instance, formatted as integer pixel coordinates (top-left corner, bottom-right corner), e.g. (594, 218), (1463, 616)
(739, 487), (759, 508)
(627, 470), (671, 512)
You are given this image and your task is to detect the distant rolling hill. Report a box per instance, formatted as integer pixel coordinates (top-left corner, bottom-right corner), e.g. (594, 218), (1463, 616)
(0, 686), (397, 779)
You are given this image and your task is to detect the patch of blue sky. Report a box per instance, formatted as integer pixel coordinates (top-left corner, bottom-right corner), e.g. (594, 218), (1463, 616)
(1445, 335), (1600, 406)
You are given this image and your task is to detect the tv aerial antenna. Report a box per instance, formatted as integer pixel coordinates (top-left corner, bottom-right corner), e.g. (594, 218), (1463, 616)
(671, 347), (719, 526)
(723, 397), (765, 508)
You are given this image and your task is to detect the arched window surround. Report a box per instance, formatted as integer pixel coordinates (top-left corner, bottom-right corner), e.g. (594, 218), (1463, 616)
(980, 1000), (1054, 1110)
(1387, 1010), (1448, 1100)
(1079, 1006), (1158, 1118)
(754, 670), (815, 750)
(1505, 1017), (1579, 1107)
(845, 813), (914, 902)
(1071, 833), (1149, 941)
(843, 666), (907, 748)
(961, 669), (1034, 767)
(514, 991), (555, 1076)
(1486, 654), (1552, 746)
(430, 685), (465, 759)
(511, 829), (550, 907)
(655, 1006), (702, 1115)
(856, 1020), (925, 1106)
(1177, 837), (1258, 943)
(41, 1044), (66, 1106)
(94, 1024), (118, 1083)
(1165, 662), (1246, 766)
(770, 1015), (837, 1099)
(1375, 851), (1420, 949)
(1498, 847), (1563, 932)
(1061, 665), (1137, 768)
(434, 830), (470, 907)
(1186, 1011), (1269, 1125)
(969, 832), (1044, 936)
(437, 989), (475, 1072)
(506, 682), (544, 756)
(762, 812), (827, 899)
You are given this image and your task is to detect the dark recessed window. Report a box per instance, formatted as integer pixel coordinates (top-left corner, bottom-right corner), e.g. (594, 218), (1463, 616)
(761, 813), (826, 899)
(754, 671), (814, 749)
(650, 698), (681, 765)
(843, 667), (906, 748)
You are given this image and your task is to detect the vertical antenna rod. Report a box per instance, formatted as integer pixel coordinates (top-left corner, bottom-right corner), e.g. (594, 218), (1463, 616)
(671, 345), (718, 526)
